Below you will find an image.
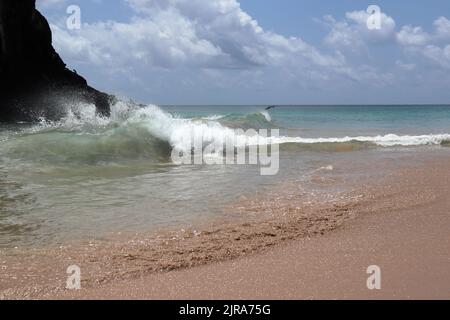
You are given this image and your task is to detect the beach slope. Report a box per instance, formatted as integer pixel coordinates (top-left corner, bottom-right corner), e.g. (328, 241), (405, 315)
(56, 159), (450, 300)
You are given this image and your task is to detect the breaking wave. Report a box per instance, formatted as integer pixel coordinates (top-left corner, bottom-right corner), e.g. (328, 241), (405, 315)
(1, 100), (450, 164)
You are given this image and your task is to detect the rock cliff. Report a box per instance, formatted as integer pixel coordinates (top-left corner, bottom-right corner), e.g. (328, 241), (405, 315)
(0, 0), (111, 122)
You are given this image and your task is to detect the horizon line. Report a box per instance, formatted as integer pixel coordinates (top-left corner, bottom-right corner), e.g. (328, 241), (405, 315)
(158, 103), (450, 107)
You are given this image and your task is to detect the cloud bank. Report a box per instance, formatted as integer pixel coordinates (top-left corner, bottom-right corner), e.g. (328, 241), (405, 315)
(41, 0), (450, 104)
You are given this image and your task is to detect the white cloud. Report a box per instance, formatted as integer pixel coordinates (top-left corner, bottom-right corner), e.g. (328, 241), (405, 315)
(397, 16), (450, 69)
(323, 10), (396, 52)
(345, 10), (396, 40)
(323, 11), (450, 71)
(420, 44), (450, 69)
(397, 25), (430, 46)
(51, 0), (379, 95)
(53, 0), (347, 72)
(397, 16), (450, 47)
(43, 1), (450, 103)
(434, 16), (450, 40)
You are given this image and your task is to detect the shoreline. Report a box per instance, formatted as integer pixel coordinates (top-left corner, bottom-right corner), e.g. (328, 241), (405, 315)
(1, 151), (450, 299)
(67, 181), (450, 300)
(62, 154), (450, 300)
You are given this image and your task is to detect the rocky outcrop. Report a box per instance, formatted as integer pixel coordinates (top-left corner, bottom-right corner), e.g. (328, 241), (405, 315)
(0, 0), (111, 122)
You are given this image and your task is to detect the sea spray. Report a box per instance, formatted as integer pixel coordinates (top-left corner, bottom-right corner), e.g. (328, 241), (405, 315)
(2, 100), (450, 167)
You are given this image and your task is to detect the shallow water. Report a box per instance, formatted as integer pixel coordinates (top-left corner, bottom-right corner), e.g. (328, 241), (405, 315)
(1, 102), (449, 248)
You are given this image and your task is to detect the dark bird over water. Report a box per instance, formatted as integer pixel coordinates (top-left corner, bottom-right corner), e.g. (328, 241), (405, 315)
(265, 105), (277, 111)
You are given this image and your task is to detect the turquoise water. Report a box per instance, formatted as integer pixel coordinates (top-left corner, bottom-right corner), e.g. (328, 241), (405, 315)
(164, 105), (450, 136)
(1, 102), (449, 248)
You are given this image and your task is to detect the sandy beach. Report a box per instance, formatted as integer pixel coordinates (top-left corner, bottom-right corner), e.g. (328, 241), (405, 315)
(62, 198), (450, 300)
(56, 156), (450, 300)
(1, 151), (449, 300)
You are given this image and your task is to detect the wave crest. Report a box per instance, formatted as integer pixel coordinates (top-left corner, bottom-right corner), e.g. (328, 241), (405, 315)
(2, 100), (450, 164)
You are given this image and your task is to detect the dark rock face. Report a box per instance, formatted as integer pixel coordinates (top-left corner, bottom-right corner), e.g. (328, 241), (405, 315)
(0, 0), (111, 122)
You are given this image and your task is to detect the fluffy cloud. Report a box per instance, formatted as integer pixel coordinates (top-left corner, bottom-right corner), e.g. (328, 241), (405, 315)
(53, 0), (347, 73)
(397, 25), (430, 46)
(420, 44), (450, 69)
(434, 17), (450, 39)
(397, 17), (450, 69)
(322, 10), (450, 73)
(397, 17), (450, 46)
(42, 1), (450, 103)
(49, 0), (390, 102)
(323, 10), (396, 51)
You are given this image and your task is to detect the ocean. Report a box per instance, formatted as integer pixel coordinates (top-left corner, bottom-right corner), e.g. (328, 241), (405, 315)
(1, 102), (450, 248)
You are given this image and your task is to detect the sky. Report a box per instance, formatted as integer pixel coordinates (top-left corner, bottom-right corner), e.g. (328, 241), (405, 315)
(37, 0), (450, 105)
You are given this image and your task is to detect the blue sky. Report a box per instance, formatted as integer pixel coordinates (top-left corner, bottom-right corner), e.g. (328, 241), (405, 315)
(38, 0), (450, 105)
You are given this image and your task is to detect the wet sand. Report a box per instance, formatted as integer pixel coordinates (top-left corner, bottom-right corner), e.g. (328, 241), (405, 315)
(1, 152), (450, 299)
(50, 155), (450, 299)
(61, 193), (450, 300)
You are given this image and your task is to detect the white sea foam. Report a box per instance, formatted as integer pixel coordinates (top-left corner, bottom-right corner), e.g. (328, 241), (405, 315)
(260, 111), (272, 122)
(267, 134), (450, 147)
(202, 115), (225, 121)
(25, 101), (450, 156)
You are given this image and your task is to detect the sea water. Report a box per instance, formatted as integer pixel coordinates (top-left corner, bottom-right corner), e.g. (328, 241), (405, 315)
(1, 102), (449, 248)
